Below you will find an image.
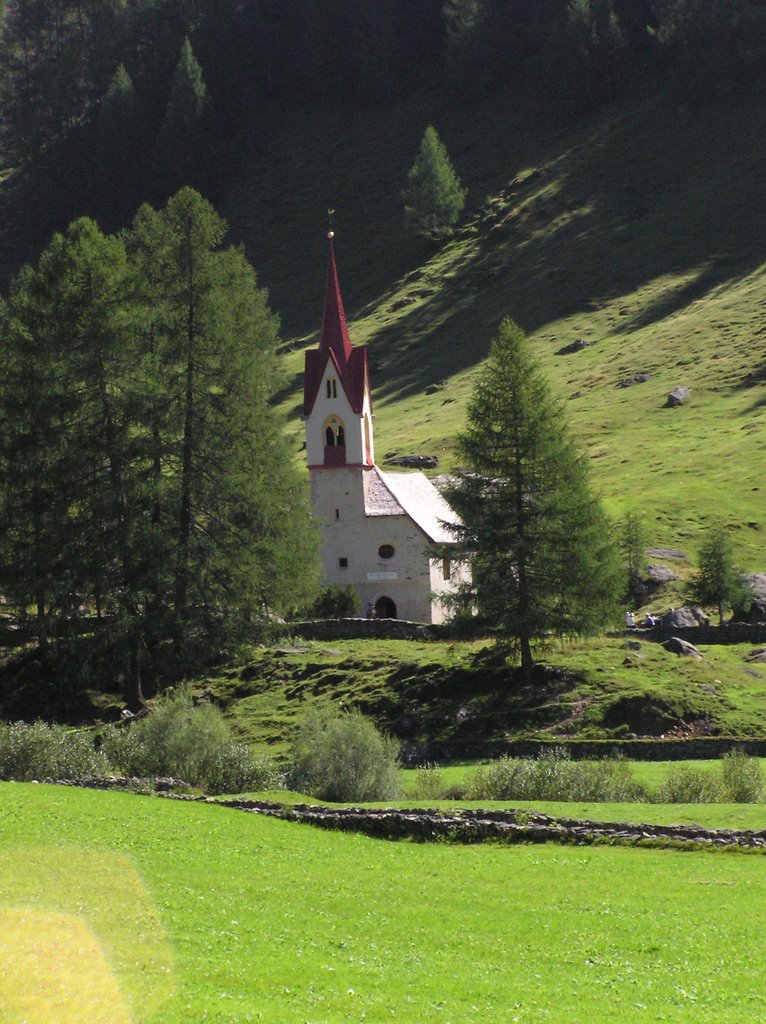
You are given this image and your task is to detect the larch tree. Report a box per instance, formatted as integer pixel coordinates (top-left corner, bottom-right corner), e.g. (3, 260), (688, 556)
(0, 189), (318, 703)
(402, 124), (466, 241)
(688, 521), (746, 626)
(446, 318), (623, 681)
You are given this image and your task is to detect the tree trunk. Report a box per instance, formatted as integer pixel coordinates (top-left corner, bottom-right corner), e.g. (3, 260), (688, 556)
(520, 634), (534, 684)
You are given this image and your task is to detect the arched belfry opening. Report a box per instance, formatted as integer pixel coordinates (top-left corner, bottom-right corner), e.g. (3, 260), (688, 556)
(323, 415), (346, 465)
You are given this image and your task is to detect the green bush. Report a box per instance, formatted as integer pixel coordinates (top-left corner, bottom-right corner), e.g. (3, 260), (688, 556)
(720, 750), (763, 802)
(289, 705), (401, 802)
(466, 750), (645, 802)
(0, 720), (109, 781)
(409, 763), (447, 800)
(101, 688), (279, 794)
(654, 765), (723, 803)
(305, 584), (359, 619)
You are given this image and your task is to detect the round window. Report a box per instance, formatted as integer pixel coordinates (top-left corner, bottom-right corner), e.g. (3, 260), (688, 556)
(378, 544), (395, 560)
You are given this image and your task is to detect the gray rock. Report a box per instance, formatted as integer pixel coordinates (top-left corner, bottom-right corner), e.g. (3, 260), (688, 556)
(645, 547), (687, 560)
(556, 338), (590, 356)
(739, 573), (766, 622)
(646, 564), (679, 585)
(666, 386), (691, 407)
(745, 647), (766, 663)
(659, 605), (709, 629)
(618, 373), (651, 388)
(385, 454), (440, 469)
(664, 636), (703, 658)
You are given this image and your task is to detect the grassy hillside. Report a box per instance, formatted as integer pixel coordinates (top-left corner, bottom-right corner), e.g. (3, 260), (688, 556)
(194, 636), (766, 758)
(225, 89), (766, 566)
(4, 783), (766, 1022)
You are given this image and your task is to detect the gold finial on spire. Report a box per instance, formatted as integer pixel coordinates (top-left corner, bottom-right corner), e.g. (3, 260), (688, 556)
(327, 208), (335, 239)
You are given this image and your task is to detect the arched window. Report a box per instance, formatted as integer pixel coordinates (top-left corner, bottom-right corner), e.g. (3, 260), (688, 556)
(325, 426), (335, 446)
(337, 425), (345, 446)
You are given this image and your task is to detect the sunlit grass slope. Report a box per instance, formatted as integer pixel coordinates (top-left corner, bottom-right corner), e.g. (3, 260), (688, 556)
(204, 637), (766, 752)
(2, 783), (766, 1023)
(228, 91), (766, 565)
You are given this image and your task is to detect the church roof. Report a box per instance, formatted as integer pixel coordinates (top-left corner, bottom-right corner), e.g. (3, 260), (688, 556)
(304, 236), (368, 415)
(365, 466), (459, 545)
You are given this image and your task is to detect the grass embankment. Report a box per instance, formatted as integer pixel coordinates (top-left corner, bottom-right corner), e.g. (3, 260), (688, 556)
(203, 636), (766, 755)
(3, 782), (766, 1022)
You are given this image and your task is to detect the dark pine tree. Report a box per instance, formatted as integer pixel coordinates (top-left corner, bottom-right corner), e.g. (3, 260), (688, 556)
(446, 319), (624, 681)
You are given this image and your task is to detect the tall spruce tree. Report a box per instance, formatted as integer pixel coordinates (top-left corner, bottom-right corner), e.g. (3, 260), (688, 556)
(402, 124), (466, 241)
(688, 522), (746, 626)
(154, 36), (217, 196)
(446, 319), (623, 680)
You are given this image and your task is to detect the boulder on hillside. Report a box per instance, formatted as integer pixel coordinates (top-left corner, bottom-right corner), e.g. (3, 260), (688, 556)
(645, 564), (679, 585)
(658, 605), (709, 629)
(735, 573), (766, 623)
(663, 636), (703, 658)
(556, 338), (590, 355)
(645, 547), (687, 560)
(745, 648), (766, 663)
(666, 386), (691, 407)
(618, 372), (651, 388)
(384, 454), (440, 469)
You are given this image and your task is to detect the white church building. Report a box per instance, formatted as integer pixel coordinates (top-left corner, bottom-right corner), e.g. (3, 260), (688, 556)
(303, 233), (469, 624)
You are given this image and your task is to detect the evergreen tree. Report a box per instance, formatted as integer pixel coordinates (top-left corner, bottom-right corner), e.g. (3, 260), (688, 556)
(402, 124), (466, 242)
(446, 319), (623, 681)
(688, 522), (746, 626)
(620, 510), (648, 599)
(96, 63), (145, 215)
(125, 188), (318, 673)
(0, 190), (318, 701)
(154, 36), (218, 196)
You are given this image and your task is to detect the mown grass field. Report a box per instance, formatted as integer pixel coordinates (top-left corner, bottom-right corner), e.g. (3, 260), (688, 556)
(3, 783), (766, 1023)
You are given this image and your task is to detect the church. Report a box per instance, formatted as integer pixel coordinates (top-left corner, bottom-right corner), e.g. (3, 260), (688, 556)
(303, 232), (469, 624)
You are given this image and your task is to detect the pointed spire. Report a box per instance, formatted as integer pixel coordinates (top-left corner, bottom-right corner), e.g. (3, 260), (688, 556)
(319, 230), (353, 368)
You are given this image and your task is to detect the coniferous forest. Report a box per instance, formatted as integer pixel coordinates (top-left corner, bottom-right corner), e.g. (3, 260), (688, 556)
(1, 0), (766, 281)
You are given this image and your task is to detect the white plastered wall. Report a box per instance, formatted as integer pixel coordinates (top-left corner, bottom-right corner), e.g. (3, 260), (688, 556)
(311, 468), (441, 622)
(305, 361), (373, 467)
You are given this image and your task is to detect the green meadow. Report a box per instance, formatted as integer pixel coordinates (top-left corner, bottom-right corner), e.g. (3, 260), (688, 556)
(3, 783), (766, 1023)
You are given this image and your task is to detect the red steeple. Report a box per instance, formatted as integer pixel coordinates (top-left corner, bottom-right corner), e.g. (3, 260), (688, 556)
(304, 232), (370, 417)
(319, 234), (353, 370)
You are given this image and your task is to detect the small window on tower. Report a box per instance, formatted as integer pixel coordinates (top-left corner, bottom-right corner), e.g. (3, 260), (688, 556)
(378, 544), (395, 560)
(442, 557), (451, 581)
(326, 378), (338, 399)
(335, 508), (340, 520)
(339, 556), (348, 568)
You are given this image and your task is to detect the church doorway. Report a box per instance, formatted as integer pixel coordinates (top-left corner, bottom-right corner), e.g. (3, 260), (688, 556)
(374, 596), (397, 619)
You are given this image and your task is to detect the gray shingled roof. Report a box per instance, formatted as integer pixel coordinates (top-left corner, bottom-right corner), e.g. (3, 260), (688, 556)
(364, 467), (459, 544)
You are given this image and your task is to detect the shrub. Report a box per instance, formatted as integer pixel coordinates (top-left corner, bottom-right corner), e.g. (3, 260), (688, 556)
(409, 763), (447, 800)
(289, 705), (401, 802)
(720, 750), (763, 802)
(466, 750), (645, 802)
(101, 688), (279, 794)
(654, 765), (723, 803)
(0, 720), (109, 781)
(306, 584), (359, 619)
